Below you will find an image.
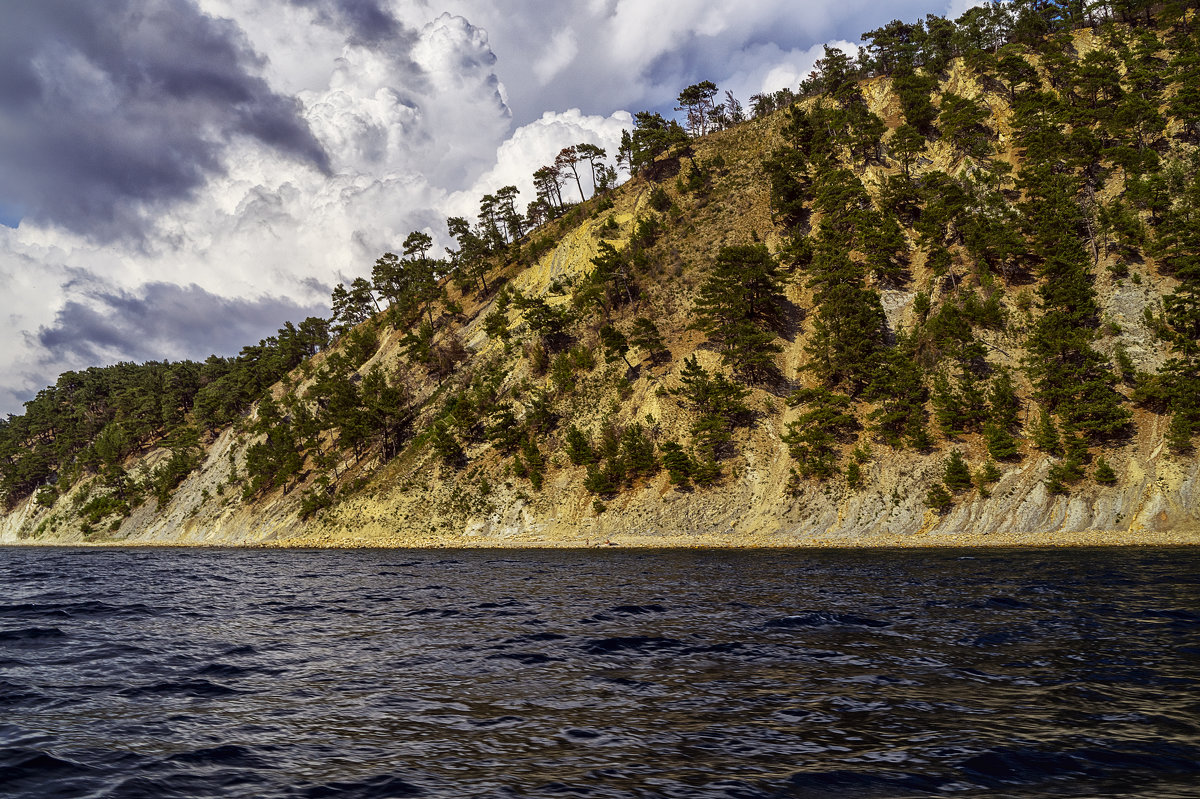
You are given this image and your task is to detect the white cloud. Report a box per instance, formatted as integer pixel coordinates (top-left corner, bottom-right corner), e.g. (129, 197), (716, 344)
(534, 28), (579, 85)
(446, 108), (632, 219)
(945, 0), (990, 19)
(716, 39), (858, 102)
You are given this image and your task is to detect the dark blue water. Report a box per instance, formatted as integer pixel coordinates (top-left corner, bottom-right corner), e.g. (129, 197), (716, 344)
(1, 547), (1198, 798)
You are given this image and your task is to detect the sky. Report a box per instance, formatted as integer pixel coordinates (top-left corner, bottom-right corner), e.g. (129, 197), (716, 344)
(0, 0), (978, 416)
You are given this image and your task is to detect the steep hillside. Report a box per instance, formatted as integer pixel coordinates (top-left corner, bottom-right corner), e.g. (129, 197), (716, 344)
(4, 7), (1200, 547)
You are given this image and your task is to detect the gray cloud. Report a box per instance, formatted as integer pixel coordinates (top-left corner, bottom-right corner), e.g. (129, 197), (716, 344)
(0, 0), (330, 240)
(35, 282), (328, 366)
(288, 0), (403, 44)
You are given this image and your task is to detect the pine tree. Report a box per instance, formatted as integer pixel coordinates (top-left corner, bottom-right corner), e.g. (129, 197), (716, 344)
(926, 483), (953, 513)
(804, 248), (887, 393)
(630, 317), (669, 364)
(984, 423), (1021, 461)
(1032, 408), (1062, 455)
(943, 450), (973, 492)
(845, 460), (862, 488)
(938, 92), (993, 158)
(579, 242), (637, 318)
(521, 434), (545, 491)
(1166, 413), (1194, 454)
(932, 370), (966, 439)
(599, 325), (632, 368)
(1020, 142), (1130, 443)
(988, 368), (1021, 431)
(620, 424), (659, 483)
(869, 336), (928, 449)
(429, 420), (464, 467)
(565, 426), (596, 466)
(583, 463), (619, 496)
(1152, 162), (1200, 451)
(659, 441), (694, 488)
(979, 459), (1002, 486)
(691, 244), (785, 381)
(783, 388), (858, 479)
(1093, 456), (1117, 484)
(889, 124), (926, 177)
(485, 406), (523, 454)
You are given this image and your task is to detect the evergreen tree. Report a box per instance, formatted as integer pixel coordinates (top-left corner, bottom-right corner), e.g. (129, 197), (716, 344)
(783, 388), (858, 479)
(932, 370), (967, 439)
(429, 420), (464, 467)
(978, 459), (1002, 487)
(804, 247), (886, 393)
(1094, 456), (1117, 484)
(565, 426), (597, 466)
(1020, 166), (1130, 442)
(889, 124), (926, 178)
(669, 356), (752, 471)
(926, 482), (953, 513)
(619, 112), (689, 174)
(659, 441), (694, 488)
(869, 336), (929, 449)
(577, 242), (637, 318)
(984, 423), (1021, 461)
(691, 244), (786, 381)
(943, 450), (973, 492)
(520, 434), (546, 491)
(620, 424), (659, 483)
(1032, 408), (1063, 455)
(630, 317), (669, 365)
(938, 92), (993, 158)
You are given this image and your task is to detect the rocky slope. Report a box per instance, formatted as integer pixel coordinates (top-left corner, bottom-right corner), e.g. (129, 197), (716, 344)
(5, 17), (1200, 548)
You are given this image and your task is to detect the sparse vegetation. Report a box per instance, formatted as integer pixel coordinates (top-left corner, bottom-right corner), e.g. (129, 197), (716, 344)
(3, 5), (1198, 542)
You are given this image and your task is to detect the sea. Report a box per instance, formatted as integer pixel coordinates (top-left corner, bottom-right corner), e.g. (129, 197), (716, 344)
(1, 546), (1198, 798)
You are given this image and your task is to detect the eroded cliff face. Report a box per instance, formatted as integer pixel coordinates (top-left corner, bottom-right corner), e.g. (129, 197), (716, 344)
(4, 195), (1196, 549)
(5, 24), (1199, 549)
(5, 202), (1196, 549)
(5, 391), (1197, 548)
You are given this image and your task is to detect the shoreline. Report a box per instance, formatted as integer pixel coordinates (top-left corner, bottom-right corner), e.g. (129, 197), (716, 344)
(259, 528), (1200, 549)
(4, 528), (1198, 550)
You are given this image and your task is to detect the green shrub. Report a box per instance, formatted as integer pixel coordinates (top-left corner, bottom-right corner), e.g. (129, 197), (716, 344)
(648, 186), (672, 212)
(926, 483), (953, 513)
(34, 486), (57, 508)
(79, 494), (129, 525)
(299, 489), (334, 520)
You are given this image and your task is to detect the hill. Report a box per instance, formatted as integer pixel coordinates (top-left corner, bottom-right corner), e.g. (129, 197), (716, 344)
(3, 4), (1200, 547)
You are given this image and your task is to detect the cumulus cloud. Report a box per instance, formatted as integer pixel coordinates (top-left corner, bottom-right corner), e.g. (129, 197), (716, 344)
(446, 108), (632, 220)
(286, 0), (407, 45)
(534, 29), (580, 85)
(945, 0), (991, 20)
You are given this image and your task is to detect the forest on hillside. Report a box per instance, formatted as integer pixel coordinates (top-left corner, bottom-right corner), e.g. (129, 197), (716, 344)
(3, 0), (1199, 536)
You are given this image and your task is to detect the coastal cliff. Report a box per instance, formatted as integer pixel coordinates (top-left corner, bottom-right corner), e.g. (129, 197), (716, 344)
(4, 12), (1200, 548)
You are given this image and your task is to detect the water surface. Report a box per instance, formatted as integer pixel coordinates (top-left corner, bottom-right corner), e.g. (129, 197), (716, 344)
(1, 546), (1198, 798)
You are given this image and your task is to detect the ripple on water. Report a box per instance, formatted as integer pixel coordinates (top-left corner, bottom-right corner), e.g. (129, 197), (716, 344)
(0, 547), (1198, 799)
(0, 626), (67, 644)
(118, 679), (243, 700)
(764, 611), (891, 629)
